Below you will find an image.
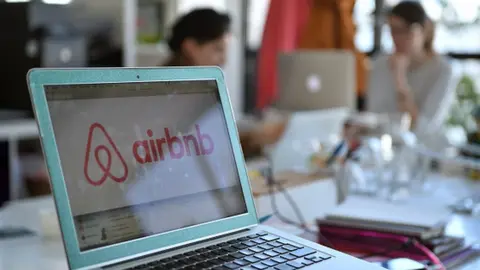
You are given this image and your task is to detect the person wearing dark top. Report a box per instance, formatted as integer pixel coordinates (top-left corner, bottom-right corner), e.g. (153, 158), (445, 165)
(162, 8), (272, 159)
(163, 8), (231, 67)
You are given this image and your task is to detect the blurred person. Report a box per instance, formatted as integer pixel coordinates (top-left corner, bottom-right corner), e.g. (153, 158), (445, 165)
(163, 8), (231, 67)
(367, 1), (453, 133)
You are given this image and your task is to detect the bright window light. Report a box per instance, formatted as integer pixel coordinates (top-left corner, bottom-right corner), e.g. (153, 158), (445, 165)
(42, 0), (72, 4)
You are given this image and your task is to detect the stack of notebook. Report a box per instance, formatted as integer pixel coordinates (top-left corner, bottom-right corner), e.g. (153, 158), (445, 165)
(315, 197), (478, 266)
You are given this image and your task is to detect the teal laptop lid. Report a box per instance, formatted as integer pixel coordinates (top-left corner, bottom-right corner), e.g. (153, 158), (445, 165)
(27, 67), (258, 270)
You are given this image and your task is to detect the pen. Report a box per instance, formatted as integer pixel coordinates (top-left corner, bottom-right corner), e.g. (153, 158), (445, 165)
(326, 141), (346, 166)
(258, 214), (273, 224)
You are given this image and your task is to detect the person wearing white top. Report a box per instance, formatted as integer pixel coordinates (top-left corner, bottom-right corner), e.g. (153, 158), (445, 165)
(367, 1), (454, 135)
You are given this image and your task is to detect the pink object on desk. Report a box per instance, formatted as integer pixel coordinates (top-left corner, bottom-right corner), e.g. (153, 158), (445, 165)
(318, 226), (445, 269)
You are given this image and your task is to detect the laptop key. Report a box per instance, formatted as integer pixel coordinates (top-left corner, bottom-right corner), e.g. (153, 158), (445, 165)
(261, 235), (280, 242)
(286, 261), (304, 269)
(269, 241), (282, 247)
(209, 259), (225, 266)
(290, 247), (316, 257)
(257, 231), (268, 236)
(239, 249), (254, 256)
(233, 259), (249, 266)
(244, 256), (260, 263)
(274, 264), (295, 270)
(258, 243), (273, 250)
(242, 241), (256, 247)
(224, 263), (240, 269)
(249, 247), (263, 253)
(233, 244), (248, 250)
(280, 254), (296, 261)
(223, 247), (238, 253)
(253, 253), (269, 260)
(217, 255), (231, 262)
(272, 257), (287, 264)
(252, 238), (266, 244)
(302, 260), (313, 266)
(282, 245), (298, 251)
(264, 250), (279, 257)
(261, 259), (278, 267)
(213, 249), (225, 256)
(251, 263), (268, 269)
(273, 247), (288, 254)
(231, 252), (245, 259)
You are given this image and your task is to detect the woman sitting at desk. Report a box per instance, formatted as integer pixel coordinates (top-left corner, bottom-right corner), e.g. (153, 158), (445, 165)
(162, 8), (231, 67)
(163, 8), (284, 158)
(367, 1), (453, 133)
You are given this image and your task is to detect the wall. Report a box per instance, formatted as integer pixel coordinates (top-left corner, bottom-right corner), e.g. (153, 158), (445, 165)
(72, 0), (124, 46)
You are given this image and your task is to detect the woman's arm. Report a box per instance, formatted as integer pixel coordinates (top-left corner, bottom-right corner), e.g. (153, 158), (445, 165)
(390, 54), (420, 125)
(415, 62), (454, 133)
(394, 75), (419, 126)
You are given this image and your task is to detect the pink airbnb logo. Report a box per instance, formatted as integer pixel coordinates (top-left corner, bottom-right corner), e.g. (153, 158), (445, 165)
(84, 123), (129, 186)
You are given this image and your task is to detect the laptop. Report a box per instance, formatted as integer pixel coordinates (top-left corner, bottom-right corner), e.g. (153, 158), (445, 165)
(269, 108), (350, 174)
(27, 67), (380, 270)
(276, 51), (356, 112)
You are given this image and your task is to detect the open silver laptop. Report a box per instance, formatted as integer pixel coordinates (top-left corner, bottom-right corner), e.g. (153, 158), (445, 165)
(276, 51), (356, 112)
(27, 67), (379, 270)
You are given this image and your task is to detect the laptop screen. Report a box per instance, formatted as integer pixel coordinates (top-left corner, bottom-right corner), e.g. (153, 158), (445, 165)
(44, 80), (247, 251)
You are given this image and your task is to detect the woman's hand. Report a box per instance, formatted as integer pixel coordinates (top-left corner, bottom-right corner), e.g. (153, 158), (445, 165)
(390, 54), (418, 124)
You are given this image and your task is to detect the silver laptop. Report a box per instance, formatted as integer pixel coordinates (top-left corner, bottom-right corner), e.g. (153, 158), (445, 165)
(276, 51), (356, 112)
(27, 67), (379, 270)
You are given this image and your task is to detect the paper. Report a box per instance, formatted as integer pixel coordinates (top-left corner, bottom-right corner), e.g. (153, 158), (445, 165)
(325, 196), (451, 228)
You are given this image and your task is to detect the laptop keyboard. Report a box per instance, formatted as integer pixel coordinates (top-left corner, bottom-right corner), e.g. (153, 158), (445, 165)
(125, 231), (332, 270)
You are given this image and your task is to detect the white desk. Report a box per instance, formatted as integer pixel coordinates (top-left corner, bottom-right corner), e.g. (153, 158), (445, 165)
(0, 196), (67, 270)
(0, 120), (39, 200)
(0, 174), (479, 269)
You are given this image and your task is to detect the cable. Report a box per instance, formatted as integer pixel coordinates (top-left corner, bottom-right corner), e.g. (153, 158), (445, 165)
(358, 238), (414, 259)
(264, 161), (335, 248)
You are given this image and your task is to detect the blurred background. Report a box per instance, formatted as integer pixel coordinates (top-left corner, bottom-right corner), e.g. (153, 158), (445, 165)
(0, 0), (479, 203)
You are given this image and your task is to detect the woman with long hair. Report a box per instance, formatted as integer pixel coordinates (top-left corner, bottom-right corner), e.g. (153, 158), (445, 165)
(367, 1), (453, 132)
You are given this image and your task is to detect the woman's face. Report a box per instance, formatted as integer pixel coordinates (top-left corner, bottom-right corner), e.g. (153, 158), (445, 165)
(184, 34), (230, 67)
(388, 15), (425, 55)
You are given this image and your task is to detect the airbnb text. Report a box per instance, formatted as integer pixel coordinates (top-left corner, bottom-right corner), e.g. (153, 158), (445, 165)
(133, 125), (214, 164)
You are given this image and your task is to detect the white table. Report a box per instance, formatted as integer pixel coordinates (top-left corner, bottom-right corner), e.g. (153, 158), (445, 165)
(0, 196), (67, 270)
(0, 174), (479, 269)
(0, 120), (39, 200)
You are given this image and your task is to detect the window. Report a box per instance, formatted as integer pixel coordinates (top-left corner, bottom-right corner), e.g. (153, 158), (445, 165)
(381, 0), (480, 53)
(247, 0), (270, 49)
(354, 0), (376, 52)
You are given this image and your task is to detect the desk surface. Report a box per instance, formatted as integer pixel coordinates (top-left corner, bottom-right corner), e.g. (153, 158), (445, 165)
(0, 175), (479, 270)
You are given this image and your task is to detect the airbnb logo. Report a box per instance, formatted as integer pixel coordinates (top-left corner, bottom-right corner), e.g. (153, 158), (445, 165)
(83, 123), (215, 186)
(84, 123), (129, 186)
(132, 125), (214, 164)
